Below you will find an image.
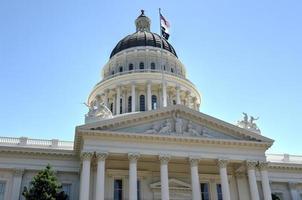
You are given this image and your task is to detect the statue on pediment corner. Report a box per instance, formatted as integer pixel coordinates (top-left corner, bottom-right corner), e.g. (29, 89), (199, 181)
(237, 113), (261, 133)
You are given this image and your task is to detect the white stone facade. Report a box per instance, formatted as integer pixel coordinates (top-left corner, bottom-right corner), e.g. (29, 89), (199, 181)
(0, 10), (301, 200)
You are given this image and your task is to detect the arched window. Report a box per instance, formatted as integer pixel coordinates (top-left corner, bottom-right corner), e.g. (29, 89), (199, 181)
(110, 103), (113, 113)
(171, 68), (174, 73)
(111, 71), (115, 75)
(129, 63), (133, 71)
(173, 100), (176, 105)
(128, 96), (132, 112)
(119, 66), (123, 72)
(151, 95), (157, 110)
(163, 65), (166, 71)
(120, 98), (122, 114)
(151, 62), (156, 70)
(139, 95), (145, 111)
(139, 62), (144, 70)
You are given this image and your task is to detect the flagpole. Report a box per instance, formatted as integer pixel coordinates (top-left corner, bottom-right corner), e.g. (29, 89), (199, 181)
(159, 8), (167, 107)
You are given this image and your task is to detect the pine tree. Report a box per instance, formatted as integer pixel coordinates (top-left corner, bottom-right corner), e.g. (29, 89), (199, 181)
(22, 164), (68, 200)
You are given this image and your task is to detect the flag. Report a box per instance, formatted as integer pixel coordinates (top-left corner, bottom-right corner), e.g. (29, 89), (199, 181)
(160, 13), (170, 40)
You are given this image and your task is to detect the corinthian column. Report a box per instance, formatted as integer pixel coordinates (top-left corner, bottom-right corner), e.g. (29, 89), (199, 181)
(162, 82), (167, 107)
(176, 86), (181, 104)
(79, 152), (93, 200)
(159, 154), (170, 200)
(189, 158), (201, 200)
(131, 82), (136, 112)
(147, 81), (152, 110)
(128, 153), (140, 200)
(217, 159), (231, 200)
(246, 161), (260, 200)
(11, 169), (24, 200)
(95, 152), (108, 200)
(116, 86), (121, 115)
(259, 162), (272, 200)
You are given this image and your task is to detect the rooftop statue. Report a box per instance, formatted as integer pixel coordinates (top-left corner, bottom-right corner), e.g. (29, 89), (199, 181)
(237, 112), (261, 134)
(85, 102), (112, 119)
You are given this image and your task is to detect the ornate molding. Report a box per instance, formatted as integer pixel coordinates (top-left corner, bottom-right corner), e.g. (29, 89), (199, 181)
(159, 154), (171, 164)
(81, 152), (93, 161)
(217, 159), (228, 168)
(128, 152), (140, 162)
(189, 157), (199, 167)
(258, 161), (269, 171)
(96, 152), (109, 161)
(246, 160), (258, 170)
(13, 168), (24, 177)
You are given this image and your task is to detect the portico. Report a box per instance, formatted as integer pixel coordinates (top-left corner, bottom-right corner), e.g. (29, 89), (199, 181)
(78, 151), (273, 200)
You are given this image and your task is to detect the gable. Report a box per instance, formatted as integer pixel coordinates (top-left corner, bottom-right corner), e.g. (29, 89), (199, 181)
(77, 105), (273, 144)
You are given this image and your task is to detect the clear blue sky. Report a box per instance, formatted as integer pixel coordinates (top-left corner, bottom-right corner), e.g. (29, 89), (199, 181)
(0, 0), (301, 154)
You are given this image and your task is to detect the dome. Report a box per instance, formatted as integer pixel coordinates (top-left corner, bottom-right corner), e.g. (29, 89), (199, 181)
(109, 10), (178, 58)
(110, 31), (178, 58)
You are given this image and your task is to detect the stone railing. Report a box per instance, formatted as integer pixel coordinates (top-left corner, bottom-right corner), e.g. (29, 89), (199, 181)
(0, 136), (74, 150)
(266, 153), (302, 164)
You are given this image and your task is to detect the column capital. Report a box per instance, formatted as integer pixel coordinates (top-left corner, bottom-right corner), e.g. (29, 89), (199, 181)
(189, 157), (200, 167)
(159, 154), (171, 164)
(13, 168), (24, 177)
(288, 182), (299, 189)
(217, 159), (228, 168)
(258, 161), (269, 170)
(246, 160), (258, 170)
(96, 152), (109, 161)
(81, 152), (93, 161)
(128, 152), (140, 162)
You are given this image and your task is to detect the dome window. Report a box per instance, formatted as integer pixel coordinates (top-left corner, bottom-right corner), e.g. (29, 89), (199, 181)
(151, 62), (156, 70)
(139, 95), (145, 111)
(152, 95), (157, 110)
(128, 96), (132, 112)
(119, 66), (123, 72)
(129, 63), (134, 71)
(139, 62), (144, 70)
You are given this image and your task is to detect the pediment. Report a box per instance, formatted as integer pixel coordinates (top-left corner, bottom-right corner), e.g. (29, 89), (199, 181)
(150, 178), (191, 190)
(77, 105), (273, 144)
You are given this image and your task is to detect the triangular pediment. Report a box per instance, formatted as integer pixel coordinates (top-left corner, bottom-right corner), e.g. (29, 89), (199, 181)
(77, 105), (273, 144)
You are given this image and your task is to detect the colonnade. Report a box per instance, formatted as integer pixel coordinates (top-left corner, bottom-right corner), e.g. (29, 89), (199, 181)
(79, 152), (273, 200)
(92, 82), (200, 116)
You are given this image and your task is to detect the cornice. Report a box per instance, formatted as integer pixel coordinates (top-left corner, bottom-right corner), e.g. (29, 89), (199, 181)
(0, 146), (76, 158)
(268, 162), (302, 171)
(74, 129), (272, 156)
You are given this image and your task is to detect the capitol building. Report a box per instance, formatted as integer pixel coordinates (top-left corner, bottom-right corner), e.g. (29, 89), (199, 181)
(0, 11), (301, 200)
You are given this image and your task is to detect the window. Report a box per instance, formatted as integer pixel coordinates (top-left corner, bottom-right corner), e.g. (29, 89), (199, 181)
(200, 183), (210, 200)
(163, 65), (166, 70)
(0, 182), (5, 200)
(173, 100), (176, 105)
(139, 95), (145, 111)
(129, 63), (134, 71)
(120, 98), (122, 114)
(171, 68), (174, 73)
(139, 62), (144, 69)
(128, 96), (132, 112)
(114, 179), (123, 200)
(151, 62), (156, 70)
(110, 103), (113, 113)
(216, 184), (223, 200)
(151, 95), (157, 110)
(119, 66), (123, 72)
(137, 180), (141, 200)
(111, 71), (115, 75)
(62, 183), (71, 200)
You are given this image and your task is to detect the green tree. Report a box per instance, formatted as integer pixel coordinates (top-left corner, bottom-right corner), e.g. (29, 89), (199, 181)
(272, 193), (281, 200)
(22, 164), (68, 200)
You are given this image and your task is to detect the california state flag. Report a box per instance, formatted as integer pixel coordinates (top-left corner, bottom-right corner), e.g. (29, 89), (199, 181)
(160, 14), (170, 40)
